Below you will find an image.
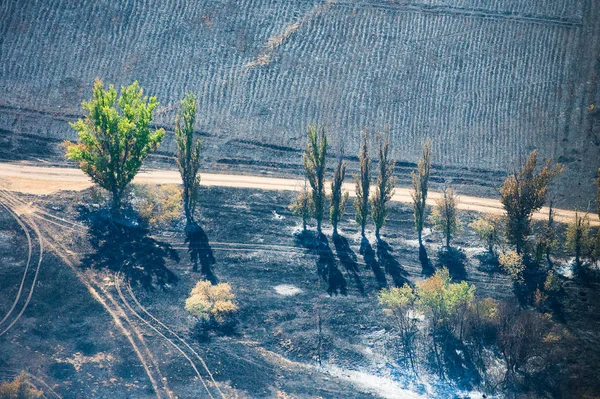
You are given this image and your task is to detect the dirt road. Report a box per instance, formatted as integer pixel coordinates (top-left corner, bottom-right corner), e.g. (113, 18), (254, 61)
(0, 162), (597, 226)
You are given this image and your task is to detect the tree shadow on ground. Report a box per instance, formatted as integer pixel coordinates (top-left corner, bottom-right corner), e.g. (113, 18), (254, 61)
(81, 210), (179, 289)
(333, 234), (365, 295)
(297, 231), (347, 295)
(376, 239), (410, 287)
(474, 251), (500, 275)
(419, 244), (435, 277)
(437, 247), (467, 281)
(360, 237), (387, 289)
(440, 333), (482, 391)
(185, 222), (218, 284)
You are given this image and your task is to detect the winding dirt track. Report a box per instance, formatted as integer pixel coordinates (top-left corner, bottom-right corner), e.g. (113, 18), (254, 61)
(0, 162), (597, 226)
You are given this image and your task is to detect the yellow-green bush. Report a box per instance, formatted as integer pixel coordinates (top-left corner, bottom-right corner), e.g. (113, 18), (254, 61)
(0, 372), (43, 399)
(185, 281), (237, 322)
(499, 250), (525, 280)
(133, 184), (183, 227)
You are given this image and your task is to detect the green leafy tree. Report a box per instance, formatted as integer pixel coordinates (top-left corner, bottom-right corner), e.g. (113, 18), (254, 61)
(290, 180), (313, 232)
(566, 212), (592, 267)
(174, 93), (202, 225)
(429, 187), (459, 248)
(500, 150), (563, 255)
(378, 284), (418, 371)
(354, 130), (371, 237)
(411, 140), (432, 246)
(330, 151), (348, 236)
(304, 125), (328, 233)
(499, 250), (525, 280)
(371, 128), (396, 239)
(65, 79), (165, 211)
(470, 214), (503, 255)
(416, 267), (475, 373)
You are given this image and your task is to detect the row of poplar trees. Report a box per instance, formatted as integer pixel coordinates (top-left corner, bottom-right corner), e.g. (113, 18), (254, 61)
(65, 79), (203, 226)
(291, 124), (433, 243)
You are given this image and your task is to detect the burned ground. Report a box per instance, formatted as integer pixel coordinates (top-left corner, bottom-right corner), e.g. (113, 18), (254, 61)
(1, 184), (599, 398)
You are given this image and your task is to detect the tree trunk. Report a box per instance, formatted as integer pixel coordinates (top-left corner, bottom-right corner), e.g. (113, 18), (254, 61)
(111, 189), (121, 214)
(445, 232), (450, 248)
(418, 230), (422, 246)
(361, 223), (366, 237)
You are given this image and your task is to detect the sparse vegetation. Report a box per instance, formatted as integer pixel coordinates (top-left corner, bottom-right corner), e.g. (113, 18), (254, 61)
(290, 180), (313, 232)
(470, 214), (503, 255)
(499, 250), (525, 280)
(0, 372), (43, 399)
(330, 151), (348, 236)
(411, 140), (432, 246)
(429, 187), (459, 248)
(303, 125), (328, 234)
(185, 280), (237, 323)
(500, 150), (563, 255)
(566, 212), (592, 267)
(174, 93), (202, 225)
(536, 202), (557, 267)
(132, 184), (183, 228)
(64, 79), (165, 212)
(354, 130), (371, 237)
(378, 284), (417, 371)
(371, 128), (396, 239)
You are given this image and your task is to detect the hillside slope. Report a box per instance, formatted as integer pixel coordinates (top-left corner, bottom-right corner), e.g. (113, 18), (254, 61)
(0, 0), (598, 207)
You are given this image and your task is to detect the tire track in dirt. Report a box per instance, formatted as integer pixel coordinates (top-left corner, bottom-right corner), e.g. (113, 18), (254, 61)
(0, 199), (33, 327)
(0, 191), (44, 338)
(1, 190), (228, 398)
(0, 190), (172, 399)
(114, 273), (225, 399)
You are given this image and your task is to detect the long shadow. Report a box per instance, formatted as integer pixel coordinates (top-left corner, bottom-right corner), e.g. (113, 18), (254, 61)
(474, 251), (500, 275)
(376, 239), (410, 287)
(332, 234), (365, 295)
(419, 244), (435, 277)
(81, 212), (179, 290)
(437, 247), (467, 281)
(299, 232), (347, 295)
(185, 223), (218, 284)
(440, 333), (482, 391)
(360, 237), (387, 289)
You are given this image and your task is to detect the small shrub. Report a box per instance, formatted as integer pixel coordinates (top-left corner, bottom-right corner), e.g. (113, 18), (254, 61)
(133, 184), (182, 227)
(499, 250), (525, 280)
(0, 372), (43, 399)
(544, 270), (561, 293)
(185, 281), (237, 323)
(470, 214), (503, 254)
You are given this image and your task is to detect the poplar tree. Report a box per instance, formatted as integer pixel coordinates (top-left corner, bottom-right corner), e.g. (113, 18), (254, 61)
(430, 187), (459, 248)
(354, 130), (370, 237)
(65, 79), (165, 212)
(411, 140), (432, 246)
(500, 150), (563, 255)
(174, 93), (202, 225)
(330, 149), (348, 237)
(371, 127), (396, 239)
(304, 125), (328, 234)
